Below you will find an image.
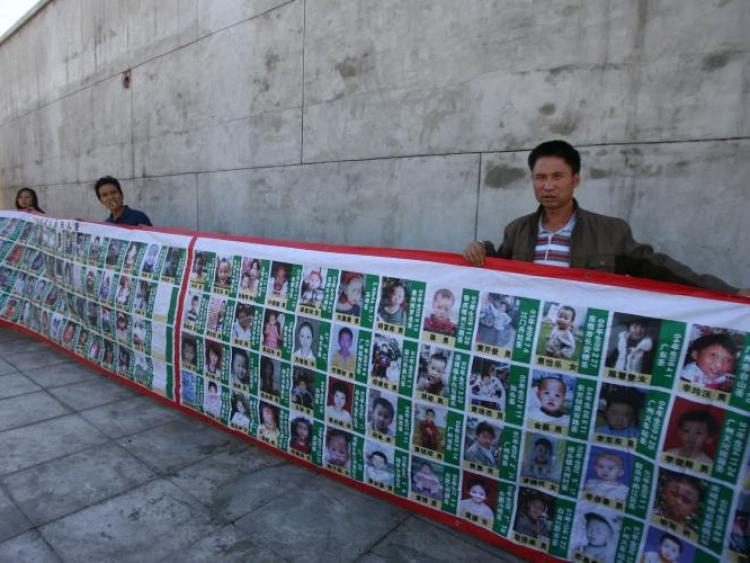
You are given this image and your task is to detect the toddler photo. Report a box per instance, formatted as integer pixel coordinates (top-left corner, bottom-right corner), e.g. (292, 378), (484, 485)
(422, 286), (458, 337)
(605, 313), (659, 375)
(680, 326), (741, 393)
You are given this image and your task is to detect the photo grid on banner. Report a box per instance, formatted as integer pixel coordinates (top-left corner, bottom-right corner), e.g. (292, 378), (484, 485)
(1, 211), (749, 563)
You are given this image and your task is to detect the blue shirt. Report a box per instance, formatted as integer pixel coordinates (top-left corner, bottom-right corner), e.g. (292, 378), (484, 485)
(106, 206), (152, 226)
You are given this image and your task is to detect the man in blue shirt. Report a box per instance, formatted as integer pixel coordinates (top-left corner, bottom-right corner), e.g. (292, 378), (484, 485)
(95, 176), (152, 226)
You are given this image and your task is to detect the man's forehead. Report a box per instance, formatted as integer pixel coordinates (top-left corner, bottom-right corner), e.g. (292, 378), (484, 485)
(532, 155), (576, 174)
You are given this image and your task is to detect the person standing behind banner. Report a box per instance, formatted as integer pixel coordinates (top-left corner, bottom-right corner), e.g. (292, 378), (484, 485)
(463, 140), (749, 297)
(94, 176), (152, 226)
(15, 187), (45, 213)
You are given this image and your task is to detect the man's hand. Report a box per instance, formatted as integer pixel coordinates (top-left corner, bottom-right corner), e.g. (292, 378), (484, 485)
(463, 241), (487, 266)
(738, 289), (750, 298)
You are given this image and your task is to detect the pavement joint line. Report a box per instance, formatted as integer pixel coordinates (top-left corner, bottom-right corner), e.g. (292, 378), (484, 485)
(0, 400), (74, 435)
(351, 512), (413, 563)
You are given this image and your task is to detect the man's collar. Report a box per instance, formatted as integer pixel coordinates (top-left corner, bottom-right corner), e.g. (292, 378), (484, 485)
(108, 205), (129, 221)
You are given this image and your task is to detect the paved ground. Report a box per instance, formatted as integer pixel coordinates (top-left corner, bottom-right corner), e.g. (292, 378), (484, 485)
(0, 327), (522, 562)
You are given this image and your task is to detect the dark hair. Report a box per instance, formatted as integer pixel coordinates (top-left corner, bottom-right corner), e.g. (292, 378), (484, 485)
(584, 512), (613, 531)
(291, 416), (312, 436)
(15, 188), (44, 213)
(659, 533), (682, 551)
(94, 176), (122, 199)
(207, 381), (218, 391)
(466, 479), (488, 494)
(661, 471), (701, 495)
(677, 410), (719, 436)
(606, 387), (643, 412)
(298, 321), (314, 337)
(426, 408), (435, 416)
(688, 332), (737, 358)
(527, 140), (581, 174)
(372, 397), (395, 419)
(534, 437), (553, 450)
(331, 381), (349, 397)
(370, 450), (387, 463)
(338, 327), (353, 341)
(475, 421), (496, 438)
(326, 428), (350, 445)
(558, 305), (576, 322)
(429, 353), (448, 366)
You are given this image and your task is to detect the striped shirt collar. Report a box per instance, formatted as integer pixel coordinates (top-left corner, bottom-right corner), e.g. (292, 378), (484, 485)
(534, 214), (576, 267)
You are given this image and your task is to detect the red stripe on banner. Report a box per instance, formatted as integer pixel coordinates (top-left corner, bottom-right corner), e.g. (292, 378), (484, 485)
(171, 234), (197, 402)
(0, 317), (562, 563)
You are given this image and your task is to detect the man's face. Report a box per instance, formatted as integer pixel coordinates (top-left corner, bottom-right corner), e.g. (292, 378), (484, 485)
(97, 183), (124, 213)
(532, 156), (580, 212)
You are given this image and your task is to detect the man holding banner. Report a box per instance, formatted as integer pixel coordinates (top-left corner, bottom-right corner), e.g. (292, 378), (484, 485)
(463, 140), (748, 297)
(95, 176), (152, 227)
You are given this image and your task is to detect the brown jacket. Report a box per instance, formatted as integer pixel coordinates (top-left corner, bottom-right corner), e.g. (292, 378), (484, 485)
(484, 203), (738, 294)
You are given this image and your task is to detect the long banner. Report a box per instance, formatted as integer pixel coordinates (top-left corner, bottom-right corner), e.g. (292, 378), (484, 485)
(0, 210), (748, 562)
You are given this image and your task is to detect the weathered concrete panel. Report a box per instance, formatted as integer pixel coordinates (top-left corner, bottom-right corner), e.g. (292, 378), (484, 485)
(196, 0), (294, 37)
(132, 0), (303, 175)
(477, 140), (750, 288)
(196, 154), (480, 251)
(129, 174), (199, 230)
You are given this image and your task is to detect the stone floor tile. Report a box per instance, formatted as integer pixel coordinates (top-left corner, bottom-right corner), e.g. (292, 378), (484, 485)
(40, 479), (220, 563)
(0, 414), (108, 475)
(5, 348), (73, 371)
(0, 390), (69, 432)
(23, 361), (100, 389)
(0, 530), (61, 562)
(170, 453), (311, 521)
(2, 443), (156, 525)
(79, 395), (182, 438)
(159, 524), (288, 563)
(0, 372), (41, 399)
(0, 486), (32, 542)
(47, 377), (137, 411)
(0, 337), (50, 356)
(0, 357), (18, 375)
(116, 418), (242, 473)
(234, 473), (407, 562)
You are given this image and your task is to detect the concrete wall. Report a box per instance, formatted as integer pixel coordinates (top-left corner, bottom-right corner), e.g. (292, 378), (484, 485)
(0, 0), (748, 287)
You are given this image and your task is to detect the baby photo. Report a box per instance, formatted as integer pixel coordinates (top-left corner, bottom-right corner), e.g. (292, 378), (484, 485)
(422, 286), (459, 338)
(680, 325), (742, 394)
(661, 397), (724, 469)
(205, 295), (228, 335)
(535, 302), (586, 363)
(520, 432), (563, 484)
(161, 247), (183, 280)
(105, 239), (124, 267)
(190, 251), (215, 287)
(123, 242), (143, 272)
(329, 324), (358, 376)
(410, 457), (445, 502)
(324, 427), (352, 472)
(133, 280), (152, 313)
(184, 291), (204, 326)
(463, 416), (502, 472)
(262, 309), (285, 353)
(259, 355), (281, 399)
(376, 277), (412, 330)
(229, 391), (252, 430)
(268, 261), (292, 299)
(605, 313), (661, 375)
(366, 388), (397, 439)
(370, 333), (403, 389)
(513, 487), (555, 541)
(570, 502), (621, 562)
(204, 339), (224, 379)
(289, 415), (313, 456)
(291, 367), (316, 411)
(641, 525), (694, 563)
(335, 271), (365, 321)
(415, 344), (452, 401)
(139, 244), (159, 276)
(475, 292), (521, 350)
(583, 446), (632, 506)
(412, 403), (447, 456)
(365, 440), (395, 487)
(525, 371), (576, 432)
(231, 303), (254, 343)
(230, 347), (250, 387)
(468, 357), (509, 414)
(213, 255), (234, 292)
(299, 266), (326, 309)
(181, 334), (198, 370)
(458, 472), (498, 525)
(257, 401), (280, 444)
(325, 377), (354, 427)
(238, 257), (262, 297)
(653, 468), (705, 536)
(595, 383), (645, 441)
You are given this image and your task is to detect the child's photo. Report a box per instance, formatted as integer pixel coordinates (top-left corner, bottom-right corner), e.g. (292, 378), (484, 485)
(133, 280), (152, 312)
(291, 367), (315, 410)
(679, 325), (742, 392)
(641, 526), (693, 563)
(139, 244), (159, 275)
(520, 433), (563, 483)
(324, 428), (351, 470)
(335, 271), (364, 319)
(463, 417), (501, 470)
(205, 295), (228, 334)
(161, 247), (182, 279)
(595, 384), (645, 439)
(605, 313), (660, 375)
(468, 357), (508, 412)
(259, 355), (281, 398)
(257, 401), (279, 443)
(289, 415), (313, 455)
(213, 255), (233, 291)
(231, 304), (254, 342)
(190, 251), (212, 285)
(115, 312), (129, 342)
(415, 345), (452, 399)
(204, 339), (223, 378)
(513, 488), (554, 540)
(536, 302), (585, 361)
(583, 446), (632, 504)
(115, 275), (132, 306)
(326, 378), (353, 426)
(662, 398), (724, 466)
(412, 403), (447, 454)
(117, 347), (131, 374)
(476, 293), (520, 349)
(365, 441), (395, 486)
(268, 262), (291, 297)
(262, 309), (285, 351)
(293, 318), (319, 364)
(653, 468), (704, 534)
(570, 503), (621, 562)
(367, 389), (397, 438)
(329, 325), (358, 374)
(422, 286), (458, 337)
(239, 257), (261, 296)
(458, 473), (497, 523)
(411, 458), (444, 501)
(203, 380), (222, 418)
(98, 271), (113, 300)
(376, 277), (411, 328)
(105, 239), (123, 267)
(132, 319), (148, 348)
(729, 493), (750, 557)
(370, 333), (402, 386)
(299, 266), (326, 308)
(181, 334), (197, 369)
(230, 347), (249, 386)
(526, 371), (575, 429)
(229, 392), (251, 429)
(123, 242), (142, 271)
